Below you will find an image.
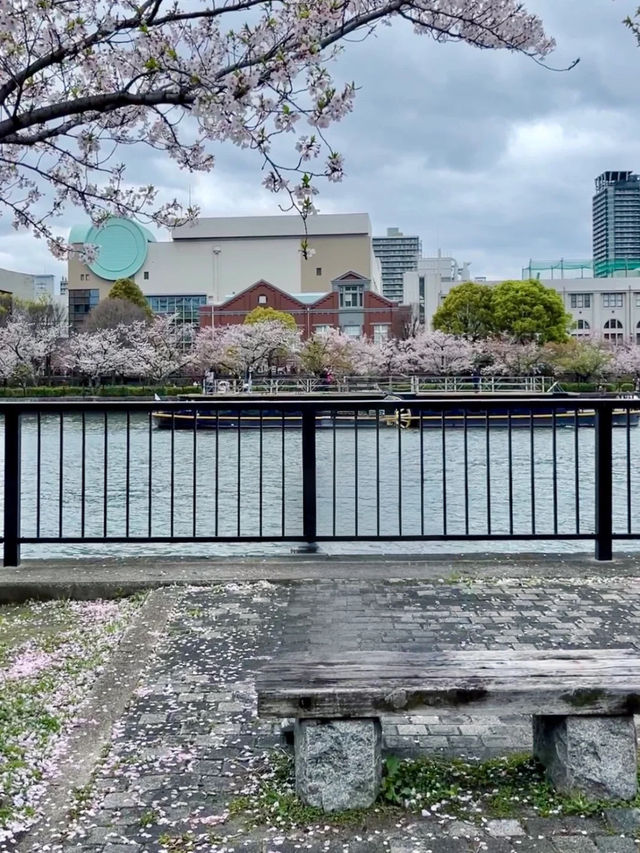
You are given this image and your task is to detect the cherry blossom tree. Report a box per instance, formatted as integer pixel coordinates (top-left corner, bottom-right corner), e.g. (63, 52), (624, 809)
(475, 337), (547, 376)
(59, 327), (127, 385)
(194, 321), (301, 377)
(0, 0), (554, 253)
(611, 344), (640, 383)
(127, 316), (196, 381)
(0, 315), (63, 387)
(192, 327), (236, 376)
(348, 337), (382, 376)
(300, 328), (358, 377)
(395, 330), (474, 375)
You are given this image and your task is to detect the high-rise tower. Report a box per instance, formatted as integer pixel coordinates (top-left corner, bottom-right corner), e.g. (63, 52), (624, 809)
(372, 227), (421, 302)
(593, 171), (640, 277)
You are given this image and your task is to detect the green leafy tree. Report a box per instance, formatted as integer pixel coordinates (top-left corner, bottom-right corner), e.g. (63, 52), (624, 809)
(244, 306), (297, 330)
(544, 340), (613, 383)
(108, 278), (153, 318)
(491, 280), (571, 343)
(432, 282), (495, 339)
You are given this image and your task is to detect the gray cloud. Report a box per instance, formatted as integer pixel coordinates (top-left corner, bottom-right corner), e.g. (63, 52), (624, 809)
(2, 0), (640, 282)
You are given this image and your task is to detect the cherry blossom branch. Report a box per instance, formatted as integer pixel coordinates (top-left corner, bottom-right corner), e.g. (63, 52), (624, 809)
(0, 0), (556, 249)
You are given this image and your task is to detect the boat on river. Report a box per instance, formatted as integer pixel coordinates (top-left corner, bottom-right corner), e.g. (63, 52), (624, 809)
(152, 396), (385, 430)
(152, 388), (640, 430)
(385, 396), (640, 429)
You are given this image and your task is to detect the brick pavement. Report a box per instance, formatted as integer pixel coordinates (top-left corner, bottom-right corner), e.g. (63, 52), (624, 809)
(19, 576), (640, 852)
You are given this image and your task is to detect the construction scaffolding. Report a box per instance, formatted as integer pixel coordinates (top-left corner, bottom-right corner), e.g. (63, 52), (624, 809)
(522, 259), (640, 279)
(522, 259), (593, 280)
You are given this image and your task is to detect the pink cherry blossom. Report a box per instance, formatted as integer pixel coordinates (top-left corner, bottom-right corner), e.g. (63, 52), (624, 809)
(0, 0), (553, 252)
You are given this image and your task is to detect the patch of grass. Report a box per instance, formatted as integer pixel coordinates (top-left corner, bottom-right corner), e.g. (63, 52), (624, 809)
(229, 750), (391, 830)
(0, 595), (145, 842)
(140, 809), (159, 827)
(68, 784), (94, 820)
(157, 831), (197, 851)
(380, 753), (640, 820)
(229, 749), (640, 829)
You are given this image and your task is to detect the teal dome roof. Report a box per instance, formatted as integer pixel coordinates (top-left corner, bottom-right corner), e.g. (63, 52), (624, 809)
(69, 218), (156, 281)
(68, 224), (91, 244)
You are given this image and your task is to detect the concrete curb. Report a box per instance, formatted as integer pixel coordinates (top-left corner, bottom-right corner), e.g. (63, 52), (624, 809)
(1, 553), (640, 601)
(16, 587), (180, 852)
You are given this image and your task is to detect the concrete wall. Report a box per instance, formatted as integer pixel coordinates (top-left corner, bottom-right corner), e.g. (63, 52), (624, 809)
(132, 234), (373, 301)
(0, 267), (35, 300)
(67, 255), (113, 299)
(172, 212), (371, 240)
(300, 235), (372, 293)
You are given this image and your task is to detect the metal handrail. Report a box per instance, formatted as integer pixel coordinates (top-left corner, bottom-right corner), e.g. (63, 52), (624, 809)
(2, 394), (638, 566)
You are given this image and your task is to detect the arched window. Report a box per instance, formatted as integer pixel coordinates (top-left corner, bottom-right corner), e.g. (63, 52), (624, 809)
(604, 318), (624, 343)
(573, 319), (590, 337)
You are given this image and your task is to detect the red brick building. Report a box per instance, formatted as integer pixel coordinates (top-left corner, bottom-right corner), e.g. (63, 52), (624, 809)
(199, 272), (410, 341)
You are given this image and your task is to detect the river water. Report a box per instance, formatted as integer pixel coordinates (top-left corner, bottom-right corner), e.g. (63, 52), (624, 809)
(4, 414), (640, 558)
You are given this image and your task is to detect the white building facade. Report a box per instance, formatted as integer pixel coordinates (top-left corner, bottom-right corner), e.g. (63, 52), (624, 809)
(403, 254), (472, 326)
(67, 213), (383, 328)
(0, 268), (61, 301)
(414, 271), (640, 344)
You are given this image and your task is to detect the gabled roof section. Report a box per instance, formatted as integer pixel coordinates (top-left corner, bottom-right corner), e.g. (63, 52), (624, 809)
(367, 291), (396, 307)
(296, 292), (328, 304)
(218, 279), (309, 308)
(309, 291), (337, 308)
(333, 270), (369, 282)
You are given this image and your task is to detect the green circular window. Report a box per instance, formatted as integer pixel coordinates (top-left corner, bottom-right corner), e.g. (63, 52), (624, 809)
(86, 218), (150, 281)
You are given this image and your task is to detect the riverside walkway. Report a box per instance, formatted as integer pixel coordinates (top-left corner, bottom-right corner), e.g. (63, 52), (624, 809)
(6, 554), (640, 853)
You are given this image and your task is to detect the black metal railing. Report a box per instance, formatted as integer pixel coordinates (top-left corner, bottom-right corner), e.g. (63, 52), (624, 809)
(1, 395), (639, 566)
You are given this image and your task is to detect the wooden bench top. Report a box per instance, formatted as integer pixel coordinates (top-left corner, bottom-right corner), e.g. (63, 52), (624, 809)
(256, 649), (640, 718)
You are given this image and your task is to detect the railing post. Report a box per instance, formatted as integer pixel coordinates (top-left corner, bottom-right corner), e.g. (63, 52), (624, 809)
(300, 407), (318, 552)
(595, 404), (613, 561)
(3, 408), (21, 567)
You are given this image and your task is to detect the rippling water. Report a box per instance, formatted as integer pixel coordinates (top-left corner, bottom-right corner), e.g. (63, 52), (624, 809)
(2, 413), (639, 558)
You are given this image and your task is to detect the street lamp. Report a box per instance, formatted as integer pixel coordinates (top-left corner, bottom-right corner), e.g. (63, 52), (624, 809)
(209, 246), (221, 328)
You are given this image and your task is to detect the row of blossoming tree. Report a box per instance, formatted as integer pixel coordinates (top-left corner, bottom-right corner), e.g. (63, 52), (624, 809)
(2, 306), (640, 388)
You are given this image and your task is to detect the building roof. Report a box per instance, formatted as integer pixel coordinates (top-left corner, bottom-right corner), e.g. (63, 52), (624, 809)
(68, 218), (157, 280)
(172, 213), (371, 240)
(69, 219), (157, 246)
(295, 292), (328, 304)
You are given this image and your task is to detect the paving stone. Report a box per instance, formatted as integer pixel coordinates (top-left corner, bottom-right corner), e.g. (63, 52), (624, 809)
(605, 808), (640, 833)
(507, 842), (557, 853)
(594, 837), (639, 852)
(552, 838), (599, 852)
(445, 820), (482, 838)
(391, 840), (472, 852)
(486, 819), (525, 837)
(29, 578), (640, 853)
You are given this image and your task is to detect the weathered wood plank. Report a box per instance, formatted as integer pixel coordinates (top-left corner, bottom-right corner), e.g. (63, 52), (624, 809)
(256, 650), (640, 718)
(263, 649), (635, 663)
(258, 682), (640, 717)
(258, 654), (640, 684)
(261, 659), (640, 678)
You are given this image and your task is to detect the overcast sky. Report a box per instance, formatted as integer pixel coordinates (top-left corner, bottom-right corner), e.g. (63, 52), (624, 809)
(3, 0), (640, 283)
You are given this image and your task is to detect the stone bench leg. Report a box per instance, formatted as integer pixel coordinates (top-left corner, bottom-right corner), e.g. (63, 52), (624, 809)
(294, 718), (382, 811)
(533, 714), (637, 800)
